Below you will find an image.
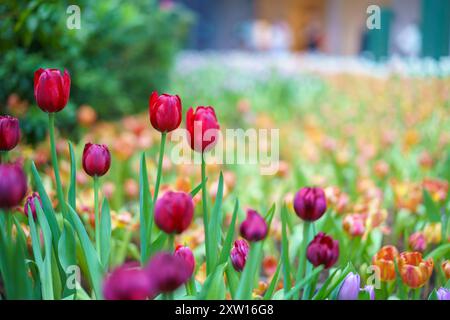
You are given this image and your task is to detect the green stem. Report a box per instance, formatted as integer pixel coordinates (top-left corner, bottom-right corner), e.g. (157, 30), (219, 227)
(295, 221), (312, 299)
(93, 176), (100, 255)
(153, 132), (167, 203)
(201, 154), (210, 274)
(168, 234), (175, 252)
(186, 277), (196, 296)
(48, 113), (66, 216)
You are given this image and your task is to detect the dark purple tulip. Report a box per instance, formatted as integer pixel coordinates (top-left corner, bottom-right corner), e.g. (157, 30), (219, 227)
(0, 115), (20, 151)
(239, 209), (268, 242)
(362, 285), (375, 300)
(146, 252), (191, 293)
(338, 272), (360, 300)
(174, 245), (195, 277)
(306, 232), (339, 269)
(24, 192), (42, 219)
(437, 287), (450, 300)
(0, 163), (27, 209)
(154, 191), (194, 234)
(149, 92), (182, 133)
(34, 68), (71, 113)
(103, 262), (156, 300)
(294, 187), (327, 221)
(82, 143), (111, 177)
(230, 239), (249, 272)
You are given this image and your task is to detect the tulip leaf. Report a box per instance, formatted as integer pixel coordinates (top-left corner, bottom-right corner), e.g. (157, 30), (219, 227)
(225, 263), (239, 299)
(100, 197), (111, 269)
(67, 203), (103, 299)
(428, 289), (439, 300)
(68, 141), (77, 210)
(425, 243), (450, 261)
(235, 241), (263, 300)
(423, 189), (441, 223)
(281, 205), (292, 293)
(312, 263), (352, 300)
(197, 262), (227, 300)
(139, 152), (153, 264)
(218, 199), (239, 266)
(263, 260), (282, 300)
(58, 220), (77, 299)
(150, 231), (168, 255)
(190, 179), (207, 197)
(284, 265), (323, 299)
(207, 171), (224, 272)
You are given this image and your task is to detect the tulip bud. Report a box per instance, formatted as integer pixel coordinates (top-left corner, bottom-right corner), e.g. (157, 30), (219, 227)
(0, 163), (27, 209)
(149, 92), (182, 133)
(186, 106), (220, 153)
(442, 260), (450, 280)
(293, 187), (327, 221)
(34, 68), (70, 113)
(343, 214), (366, 237)
(0, 115), (20, 151)
(398, 251), (433, 289)
(174, 245), (195, 277)
(306, 232), (339, 269)
(408, 232), (427, 252)
(146, 252), (191, 293)
(82, 143), (111, 177)
(436, 287), (450, 300)
(154, 191), (194, 234)
(24, 192), (42, 219)
(338, 272), (360, 300)
(230, 239), (249, 272)
(103, 262), (156, 300)
(362, 285), (375, 300)
(240, 209), (268, 242)
(372, 245), (399, 282)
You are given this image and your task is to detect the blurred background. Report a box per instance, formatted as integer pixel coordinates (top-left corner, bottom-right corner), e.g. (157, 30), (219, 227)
(0, 0), (449, 144)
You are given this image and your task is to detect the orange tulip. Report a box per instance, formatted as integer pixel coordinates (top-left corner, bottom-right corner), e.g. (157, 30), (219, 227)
(442, 260), (450, 280)
(398, 252), (433, 289)
(372, 245), (399, 281)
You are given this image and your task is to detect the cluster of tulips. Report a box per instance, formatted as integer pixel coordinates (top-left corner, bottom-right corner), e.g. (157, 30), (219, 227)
(0, 67), (449, 301)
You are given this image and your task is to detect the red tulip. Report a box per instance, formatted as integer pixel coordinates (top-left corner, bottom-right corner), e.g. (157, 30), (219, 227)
(103, 262), (156, 300)
(186, 106), (220, 153)
(174, 245), (195, 277)
(154, 191), (194, 234)
(82, 143), (111, 177)
(230, 239), (249, 272)
(0, 115), (20, 151)
(146, 252), (191, 293)
(34, 68), (71, 113)
(240, 209), (268, 242)
(24, 192), (42, 219)
(0, 163), (27, 209)
(149, 92), (182, 133)
(306, 232), (339, 269)
(294, 187), (327, 221)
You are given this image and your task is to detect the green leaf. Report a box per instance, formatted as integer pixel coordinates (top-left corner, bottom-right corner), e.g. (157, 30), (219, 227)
(58, 220), (77, 298)
(423, 189), (441, 222)
(425, 243), (450, 261)
(150, 232), (168, 255)
(284, 265), (324, 300)
(67, 203), (103, 299)
(139, 152), (153, 264)
(197, 262), (227, 300)
(312, 263), (352, 300)
(263, 261), (282, 300)
(207, 171), (224, 272)
(100, 198), (111, 269)
(218, 199), (239, 266)
(428, 289), (439, 300)
(280, 205), (291, 292)
(235, 241), (263, 300)
(68, 141), (76, 210)
(190, 179), (207, 197)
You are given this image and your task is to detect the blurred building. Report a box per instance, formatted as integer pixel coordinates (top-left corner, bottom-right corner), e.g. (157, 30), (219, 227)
(175, 0), (449, 59)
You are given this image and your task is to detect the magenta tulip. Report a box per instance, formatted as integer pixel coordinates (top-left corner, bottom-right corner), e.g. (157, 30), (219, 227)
(174, 245), (195, 277)
(0, 115), (20, 151)
(149, 92), (182, 133)
(230, 239), (249, 272)
(154, 191), (194, 234)
(294, 187), (327, 221)
(24, 192), (42, 219)
(82, 143), (111, 177)
(0, 163), (27, 209)
(240, 209), (268, 242)
(34, 68), (71, 113)
(146, 252), (191, 293)
(306, 232), (339, 269)
(186, 106), (220, 153)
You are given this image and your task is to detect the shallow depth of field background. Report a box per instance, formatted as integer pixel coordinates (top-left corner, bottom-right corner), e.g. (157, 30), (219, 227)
(1, 0), (449, 297)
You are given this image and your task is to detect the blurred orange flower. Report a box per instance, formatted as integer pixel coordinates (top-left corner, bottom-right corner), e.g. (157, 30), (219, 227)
(398, 252), (433, 289)
(372, 245), (399, 282)
(442, 260), (450, 280)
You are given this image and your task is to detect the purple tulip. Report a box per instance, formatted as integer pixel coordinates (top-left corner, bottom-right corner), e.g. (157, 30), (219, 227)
(174, 245), (196, 278)
(230, 239), (249, 272)
(0, 115), (20, 152)
(24, 192), (42, 219)
(361, 285), (375, 300)
(82, 143), (111, 177)
(239, 209), (268, 242)
(437, 287), (450, 300)
(146, 252), (191, 293)
(338, 272), (360, 300)
(103, 262), (156, 300)
(306, 232), (339, 269)
(0, 163), (27, 209)
(294, 187), (327, 221)
(154, 191), (194, 234)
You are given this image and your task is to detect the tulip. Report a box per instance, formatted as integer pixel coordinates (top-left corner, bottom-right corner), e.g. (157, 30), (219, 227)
(0, 115), (20, 152)
(361, 285), (375, 300)
(408, 232), (427, 252)
(306, 232), (339, 269)
(0, 163), (27, 209)
(338, 272), (360, 300)
(82, 143), (111, 177)
(293, 187), (327, 221)
(442, 260), (450, 279)
(24, 192), (42, 219)
(103, 263), (156, 300)
(436, 287), (450, 300)
(230, 239), (249, 272)
(34, 68), (70, 113)
(240, 209), (268, 242)
(186, 106), (220, 153)
(149, 92), (182, 133)
(154, 191), (194, 234)
(424, 222), (441, 244)
(372, 245), (399, 282)
(342, 214), (366, 237)
(174, 245), (195, 277)
(398, 252), (433, 289)
(146, 252), (191, 293)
